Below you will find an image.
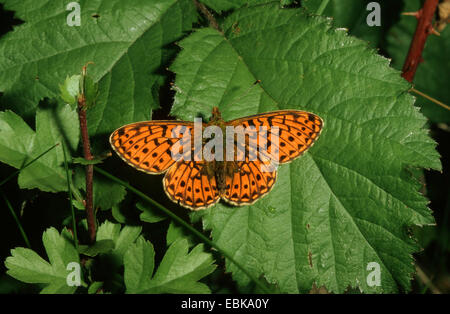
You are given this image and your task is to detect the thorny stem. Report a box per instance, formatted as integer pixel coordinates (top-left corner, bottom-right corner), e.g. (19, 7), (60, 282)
(401, 0), (439, 82)
(78, 65), (96, 243)
(193, 0), (221, 32)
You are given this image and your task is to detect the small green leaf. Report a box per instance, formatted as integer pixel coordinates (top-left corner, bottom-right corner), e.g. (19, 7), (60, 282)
(166, 221), (196, 247)
(78, 240), (115, 257)
(59, 75), (81, 106)
(96, 221), (142, 266)
(137, 201), (167, 223)
(5, 227), (80, 294)
(112, 204), (127, 224)
(81, 74), (98, 109)
(74, 167), (126, 210)
(124, 238), (215, 294)
(72, 199), (85, 210)
(72, 156), (106, 165)
(88, 281), (103, 294)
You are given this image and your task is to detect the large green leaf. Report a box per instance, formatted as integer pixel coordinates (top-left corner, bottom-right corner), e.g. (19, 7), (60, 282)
(124, 237), (215, 293)
(0, 102), (79, 192)
(171, 3), (441, 293)
(4, 227), (80, 294)
(0, 0), (197, 141)
(386, 0), (450, 123)
(199, 0), (292, 13)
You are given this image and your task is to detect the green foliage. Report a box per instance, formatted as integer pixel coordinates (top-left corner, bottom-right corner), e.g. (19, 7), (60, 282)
(167, 221), (196, 247)
(95, 220), (142, 265)
(177, 4), (440, 293)
(0, 102), (79, 192)
(199, 0), (293, 13)
(124, 237), (215, 293)
(4, 227), (80, 294)
(0, 0), (446, 294)
(303, 0), (403, 49)
(0, 0), (198, 141)
(59, 75), (82, 107)
(73, 167), (126, 211)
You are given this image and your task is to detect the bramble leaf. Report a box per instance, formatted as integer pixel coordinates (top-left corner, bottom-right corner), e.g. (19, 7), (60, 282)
(172, 3), (441, 293)
(198, 0), (290, 13)
(0, 0), (198, 144)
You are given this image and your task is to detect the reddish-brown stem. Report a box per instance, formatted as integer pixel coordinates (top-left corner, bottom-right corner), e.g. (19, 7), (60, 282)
(78, 87), (96, 243)
(401, 0), (439, 82)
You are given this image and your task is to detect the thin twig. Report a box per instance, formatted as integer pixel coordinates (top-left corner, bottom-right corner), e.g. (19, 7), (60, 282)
(410, 87), (450, 111)
(401, 0), (440, 82)
(62, 143), (78, 250)
(193, 0), (221, 32)
(1, 189), (31, 249)
(416, 264), (441, 294)
(78, 64), (96, 243)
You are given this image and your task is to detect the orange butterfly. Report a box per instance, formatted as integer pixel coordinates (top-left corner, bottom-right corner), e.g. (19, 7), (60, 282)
(110, 107), (323, 210)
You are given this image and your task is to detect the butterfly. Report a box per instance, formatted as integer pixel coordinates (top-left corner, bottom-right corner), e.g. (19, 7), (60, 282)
(110, 107), (323, 210)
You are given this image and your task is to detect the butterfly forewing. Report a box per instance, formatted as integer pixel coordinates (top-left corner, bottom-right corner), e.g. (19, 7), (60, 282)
(229, 110), (323, 164)
(110, 121), (194, 174)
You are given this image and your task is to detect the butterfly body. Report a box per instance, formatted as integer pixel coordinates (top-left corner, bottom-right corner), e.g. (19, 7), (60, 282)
(110, 107), (323, 210)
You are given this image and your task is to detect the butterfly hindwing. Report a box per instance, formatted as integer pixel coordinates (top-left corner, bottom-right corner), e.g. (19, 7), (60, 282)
(222, 160), (277, 205)
(163, 160), (220, 210)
